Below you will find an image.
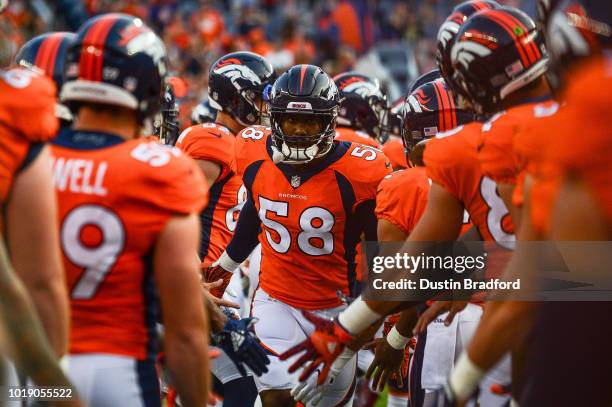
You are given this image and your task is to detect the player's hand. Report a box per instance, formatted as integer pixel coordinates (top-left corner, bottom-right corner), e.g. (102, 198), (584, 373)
(291, 346), (356, 405)
(291, 370), (325, 406)
(201, 263), (233, 298)
(213, 317), (270, 377)
(364, 338), (405, 391)
(413, 301), (468, 335)
(279, 311), (355, 385)
(202, 279), (240, 309)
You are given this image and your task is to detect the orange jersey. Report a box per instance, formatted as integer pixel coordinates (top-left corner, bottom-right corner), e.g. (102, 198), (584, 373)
(376, 167), (429, 235)
(176, 123), (245, 265)
(235, 127), (391, 309)
(425, 123), (515, 245)
(335, 127), (382, 149)
(382, 136), (408, 170)
(51, 130), (207, 360)
(0, 68), (58, 203)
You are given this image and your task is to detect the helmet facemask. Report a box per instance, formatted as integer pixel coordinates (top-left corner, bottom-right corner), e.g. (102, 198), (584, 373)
(269, 110), (337, 165)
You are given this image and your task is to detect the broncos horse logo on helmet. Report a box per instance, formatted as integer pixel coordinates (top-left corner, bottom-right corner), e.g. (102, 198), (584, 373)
(208, 51), (276, 127)
(333, 72), (390, 144)
(436, 1), (499, 95)
(450, 6), (549, 114)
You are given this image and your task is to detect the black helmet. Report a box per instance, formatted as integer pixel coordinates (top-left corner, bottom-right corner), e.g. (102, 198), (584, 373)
(61, 13), (168, 125)
(15, 32), (76, 91)
(268, 64), (341, 164)
(191, 96), (217, 124)
(154, 82), (180, 146)
(333, 72), (389, 144)
(208, 51), (276, 127)
(450, 6), (548, 114)
(408, 69), (442, 93)
(545, 0), (612, 91)
(402, 79), (476, 161)
(436, 1), (499, 93)
(14, 31), (76, 122)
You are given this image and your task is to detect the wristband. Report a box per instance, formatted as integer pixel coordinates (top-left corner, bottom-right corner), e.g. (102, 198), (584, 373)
(449, 352), (485, 402)
(216, 251), (241, 273)
(337, 297), (382, 334)
(386, 326), (410, 350)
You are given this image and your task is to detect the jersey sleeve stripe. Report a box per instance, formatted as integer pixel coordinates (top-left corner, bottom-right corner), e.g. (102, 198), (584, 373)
(334, 171), (359, 296)
(198, 172), (232, 261)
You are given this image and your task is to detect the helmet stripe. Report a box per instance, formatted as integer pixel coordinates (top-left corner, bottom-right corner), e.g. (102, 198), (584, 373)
(79, 16), (118, 81)
(432, 79), (447, 131)
(92, 17), (118, 82)
(80, 20), (105, 80)
(34, 37), (51, 73)
(486, 10), (532, 67)
(442, 81), (457, 129)
(503, 11), (541, 63)
(43, 33), (63, 79)
(299, 64), (308, 92)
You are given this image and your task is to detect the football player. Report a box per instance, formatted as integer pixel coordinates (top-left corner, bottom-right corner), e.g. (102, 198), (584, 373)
(0, 41), (77, 399)
(52, 13), (210, 406)
(333, 72), (389, 148)
(203, 64), (391, 406)
(369, 79), (476, 407)
(482, 2), (612, 405)
(175, 51), (276, 407)
(280, 6), (550, 406)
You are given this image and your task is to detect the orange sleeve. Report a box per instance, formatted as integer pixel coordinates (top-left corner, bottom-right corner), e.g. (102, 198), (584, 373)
(142, 150), (208, 216)
(479, 117), (518, 185)
(176, 124), (235, 179)
(0, 69), (58, 142)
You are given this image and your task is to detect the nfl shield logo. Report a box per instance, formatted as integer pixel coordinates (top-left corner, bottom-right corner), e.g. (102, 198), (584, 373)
(291, 175), (301, 188)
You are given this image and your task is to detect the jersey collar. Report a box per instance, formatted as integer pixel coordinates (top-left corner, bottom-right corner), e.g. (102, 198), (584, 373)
(53, 128), (126, 150)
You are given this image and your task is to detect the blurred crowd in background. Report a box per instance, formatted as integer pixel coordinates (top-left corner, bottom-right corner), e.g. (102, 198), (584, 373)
(1, 0), (535, 126)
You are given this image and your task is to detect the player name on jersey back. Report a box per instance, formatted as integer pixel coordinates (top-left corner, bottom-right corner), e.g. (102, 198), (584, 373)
(51, 157), (108, 196)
